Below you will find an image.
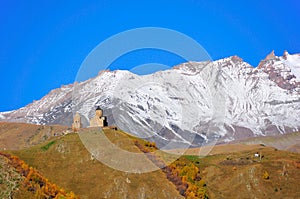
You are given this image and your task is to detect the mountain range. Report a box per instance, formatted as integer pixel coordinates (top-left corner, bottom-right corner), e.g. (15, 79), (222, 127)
(1, 51), (300, 149)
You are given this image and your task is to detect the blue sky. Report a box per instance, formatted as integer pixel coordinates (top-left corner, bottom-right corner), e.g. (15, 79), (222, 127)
(1, 0), (300, 111)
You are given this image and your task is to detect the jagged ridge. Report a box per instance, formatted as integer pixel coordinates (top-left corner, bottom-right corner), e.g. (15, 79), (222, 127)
(1, 52), (300, 148)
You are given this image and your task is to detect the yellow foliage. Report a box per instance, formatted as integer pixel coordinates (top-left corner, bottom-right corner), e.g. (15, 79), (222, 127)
(180, 163), (199, 182)
(263, 171), (270, 180)
(197, 179), (206, 187)
(0, 152), (80, 199)
(197, 187), (209, 199)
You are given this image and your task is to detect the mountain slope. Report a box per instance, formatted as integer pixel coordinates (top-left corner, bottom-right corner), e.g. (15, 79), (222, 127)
(0, 154), (23, 198)
(8, 129), (184, 199)
(1, 52), (300, 147)
(237, 131), (300, 153)
(3, 125), (300, 199)
(0, 122), (69, 150)
(189, 146), (300, 199)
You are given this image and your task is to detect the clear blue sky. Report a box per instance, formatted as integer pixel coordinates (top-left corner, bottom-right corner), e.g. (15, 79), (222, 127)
(1, 0), (300, 111)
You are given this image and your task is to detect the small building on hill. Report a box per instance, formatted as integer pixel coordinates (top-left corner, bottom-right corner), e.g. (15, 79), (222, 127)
(89, 106), (107, 127)
(72, 112), (82, 131)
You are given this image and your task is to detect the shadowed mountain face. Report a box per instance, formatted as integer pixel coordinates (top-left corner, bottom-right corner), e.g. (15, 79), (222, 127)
(1, 52), (300, 148)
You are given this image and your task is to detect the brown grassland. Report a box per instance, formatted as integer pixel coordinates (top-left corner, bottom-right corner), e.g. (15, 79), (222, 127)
(5, 128), (183, 199)
(0, 122), (299, 198)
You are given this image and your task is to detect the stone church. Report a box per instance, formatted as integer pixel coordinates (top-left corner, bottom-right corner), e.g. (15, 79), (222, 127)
(89, 106), (107, 127)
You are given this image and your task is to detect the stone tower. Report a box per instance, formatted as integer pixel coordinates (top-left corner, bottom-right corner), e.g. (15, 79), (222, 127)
(72, 112), (82, 131)
(89, 106), (107, 127)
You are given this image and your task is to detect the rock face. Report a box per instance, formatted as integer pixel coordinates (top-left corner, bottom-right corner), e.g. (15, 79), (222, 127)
(1, 52), (300, 148)
(264, 50), (276, 60)
(258, 51), (300, 90)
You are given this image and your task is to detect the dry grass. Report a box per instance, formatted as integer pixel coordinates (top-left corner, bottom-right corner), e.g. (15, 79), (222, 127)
(0, 155), (23, 198)
(237, 131), (300, 153)
(183, 146), (300, 198)
(1, 123), (300, 198)
(166, 144), (266, 156)
(0, 122), (69, 150)
(9, 129), (183, 199)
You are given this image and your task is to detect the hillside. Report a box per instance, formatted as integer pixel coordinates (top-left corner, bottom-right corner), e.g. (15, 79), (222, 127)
(0, 154), (23, 198)
(189, 146), (300, 198)
(145, 141), (300, 198)
(6, 128), (183, 199)
(0, 124), (299, 198)
(237, 131), (300, 153)
(0, 152), (79, 198)
(168, 131), (300, 156)
(0, 122), (70, 150)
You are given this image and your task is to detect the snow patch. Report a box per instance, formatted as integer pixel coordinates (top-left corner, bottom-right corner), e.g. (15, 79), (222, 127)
(284, 54), (300, 81)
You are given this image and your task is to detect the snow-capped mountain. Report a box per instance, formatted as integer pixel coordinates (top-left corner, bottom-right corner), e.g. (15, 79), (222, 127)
(1, 51), (300, 148)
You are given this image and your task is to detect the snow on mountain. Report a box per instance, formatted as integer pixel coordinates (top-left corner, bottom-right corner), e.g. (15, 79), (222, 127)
(1, 52), (300, 148)
(283, 51), (300, 81)
(258, 50), (300, 90)
(0, 113), (5, 119)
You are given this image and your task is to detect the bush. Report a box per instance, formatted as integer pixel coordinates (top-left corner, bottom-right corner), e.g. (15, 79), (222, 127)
(263, 171), (270, 180)
(144, 141), (157, 148)
(0, 152), (79, 199)
(198, 179), (206, 187)
(41, 141), (56, 151)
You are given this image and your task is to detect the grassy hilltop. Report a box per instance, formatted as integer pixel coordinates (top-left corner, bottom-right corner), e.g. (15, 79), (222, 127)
(2, 127), (183, 199)
(0, 122), (299, 198)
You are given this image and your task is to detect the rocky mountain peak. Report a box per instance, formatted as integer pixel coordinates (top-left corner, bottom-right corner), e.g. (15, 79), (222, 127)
(265, 50), (276, 60)
(230, 55), (243, 63)
(283, 50), (289, 60)
(1, 52), (300, 147)
(257, 51), (300, 90)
